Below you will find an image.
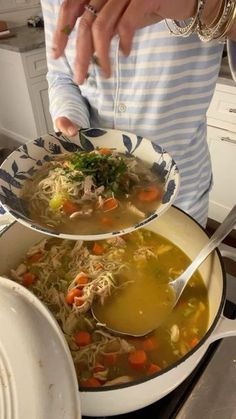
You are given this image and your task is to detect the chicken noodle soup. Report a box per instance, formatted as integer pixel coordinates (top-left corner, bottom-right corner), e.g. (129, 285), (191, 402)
(21, 149), (164, 234)
(8, 229), (209, 387)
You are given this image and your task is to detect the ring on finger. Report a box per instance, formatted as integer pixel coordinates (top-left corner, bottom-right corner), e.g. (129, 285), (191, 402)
(84, 4), (98, 17)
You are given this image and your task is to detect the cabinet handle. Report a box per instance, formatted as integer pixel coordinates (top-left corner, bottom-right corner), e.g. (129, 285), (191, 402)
(229, 108), (236, 113)
(220, 136), (236, 144)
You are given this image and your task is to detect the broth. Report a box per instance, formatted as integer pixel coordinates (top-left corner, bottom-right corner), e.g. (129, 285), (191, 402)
(8, 229), (209, 388)
(21, 150), (163, 234)
(92, 249), (176, 335)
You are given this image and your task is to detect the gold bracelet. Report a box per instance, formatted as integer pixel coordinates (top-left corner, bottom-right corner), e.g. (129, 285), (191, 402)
(198, 0), (231, 40)
(197, 0), (236, 41)
(165, 0), (206, 37)
(205, 0), (225, 27)
(218, 1), (236, 39)
(165, 0), (236, 41)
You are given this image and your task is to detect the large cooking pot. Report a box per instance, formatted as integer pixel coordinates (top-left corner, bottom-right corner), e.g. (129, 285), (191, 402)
(0, 206), (236, 417)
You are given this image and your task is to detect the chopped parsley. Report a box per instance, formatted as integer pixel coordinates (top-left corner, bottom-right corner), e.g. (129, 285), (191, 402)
(69, 152), (127, 192)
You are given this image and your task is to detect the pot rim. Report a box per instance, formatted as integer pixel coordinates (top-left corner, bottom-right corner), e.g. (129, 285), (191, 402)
(0, 206), (226, 392)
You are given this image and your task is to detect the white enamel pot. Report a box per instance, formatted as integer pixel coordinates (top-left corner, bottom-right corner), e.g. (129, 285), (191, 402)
(0, 206), (236, 417)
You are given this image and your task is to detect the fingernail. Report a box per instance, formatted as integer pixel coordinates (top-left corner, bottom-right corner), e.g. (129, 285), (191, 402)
(68, 127), (76, 136)
(74, 75), (84, 85)
(51, 46), (58, 58)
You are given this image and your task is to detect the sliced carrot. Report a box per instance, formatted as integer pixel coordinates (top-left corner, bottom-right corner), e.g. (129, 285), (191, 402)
(74, 331), (92, 347)
(98, 148), (112, 155)
(27, 252), (42, 263)
(142, 337), (159, 352)
(128, 350), (147, 370)
(22, 272), (35, 287)
(103, 353), (118, 366)
(190, 337), (200, 348)
(102, 198), (118, 212)
(95, 263), (103, 270)
(63, 200), (80, 215)
(147, 363), (161, 375)
(76, 273), (89, 285)
(80, 377), (101, 387)
(65, 288), (82, 304)
(92, 242), (104, 255)
(74, 297), (84, 306)
(137, 185), (161, 202)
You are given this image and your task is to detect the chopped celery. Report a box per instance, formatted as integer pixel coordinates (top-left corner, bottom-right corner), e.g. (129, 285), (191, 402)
(49, 194), (64, 210)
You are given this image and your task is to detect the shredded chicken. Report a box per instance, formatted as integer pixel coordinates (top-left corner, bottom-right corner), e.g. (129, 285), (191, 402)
(170, 324), (180, 343)
(14, 263), (27, 276)
(107, 237), (126, 248)
(26, 239), (47, 256)
(133, 246), (157, 262)
(104, 376), (133, 386)
(127, 203), (145, 218)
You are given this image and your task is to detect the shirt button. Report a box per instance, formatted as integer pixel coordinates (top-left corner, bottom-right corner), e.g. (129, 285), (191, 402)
(118, 103), (126, 113)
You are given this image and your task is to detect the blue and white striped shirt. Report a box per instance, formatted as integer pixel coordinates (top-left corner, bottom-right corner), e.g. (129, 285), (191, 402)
(41, 0), (226, 226)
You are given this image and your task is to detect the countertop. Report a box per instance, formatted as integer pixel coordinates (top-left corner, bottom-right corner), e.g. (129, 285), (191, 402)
(0, 25), (45, 53)
(177, 336), (236, 419)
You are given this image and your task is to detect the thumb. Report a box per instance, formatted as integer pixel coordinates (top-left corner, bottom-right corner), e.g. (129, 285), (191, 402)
(55, 116), (79, 137)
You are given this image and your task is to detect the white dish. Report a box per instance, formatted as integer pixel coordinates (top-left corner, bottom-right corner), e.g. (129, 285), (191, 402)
(0, 276), (81, 419)
(0, 128), (180, 241)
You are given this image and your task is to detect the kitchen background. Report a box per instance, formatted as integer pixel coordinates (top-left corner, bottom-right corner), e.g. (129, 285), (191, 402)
(0, 0), (41, 28)
(0, 2), (236, 419)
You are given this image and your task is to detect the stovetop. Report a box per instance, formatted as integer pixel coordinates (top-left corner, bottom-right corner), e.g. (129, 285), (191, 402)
(83, 294), (236, 419)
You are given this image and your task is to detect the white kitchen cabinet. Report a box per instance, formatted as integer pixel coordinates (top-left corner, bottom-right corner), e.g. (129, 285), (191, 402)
(207, 125), (236, 222)
(30, 79), (52, 134)
(207, 78), (236, 224)
(0, 46), (53, 144)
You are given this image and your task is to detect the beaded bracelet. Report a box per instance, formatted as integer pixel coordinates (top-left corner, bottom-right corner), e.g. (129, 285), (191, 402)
(165, 0), (206, 37)
(219, 1), (236, 39)
(165, 0), (236, 41)
(198, 0), (235, 41)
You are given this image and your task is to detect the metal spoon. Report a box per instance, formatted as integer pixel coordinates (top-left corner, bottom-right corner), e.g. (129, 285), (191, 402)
(170, 203), (236, 305)
(92, 203), (236, 337)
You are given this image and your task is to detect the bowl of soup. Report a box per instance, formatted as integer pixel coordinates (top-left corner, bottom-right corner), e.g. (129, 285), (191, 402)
(1, 206), (236, 417)
(0, 128), (179, 240)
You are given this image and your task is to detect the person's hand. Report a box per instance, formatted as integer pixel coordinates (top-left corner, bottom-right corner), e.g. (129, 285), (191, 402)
(52, 0), (197, 82)
(52, 0), (108, 83)
(52, 0), (89, 59)
(83, 0), (198, 81)
(55, 116), (79, 136)
(53, 0), (218, 84)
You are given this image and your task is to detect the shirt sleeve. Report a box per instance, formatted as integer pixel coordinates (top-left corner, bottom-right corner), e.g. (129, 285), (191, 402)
(40, 0), (90, 129)
(227, 39), (236, 82)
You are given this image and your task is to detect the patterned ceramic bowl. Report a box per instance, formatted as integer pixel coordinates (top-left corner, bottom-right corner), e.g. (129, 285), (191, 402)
(0, 128), (180, 240)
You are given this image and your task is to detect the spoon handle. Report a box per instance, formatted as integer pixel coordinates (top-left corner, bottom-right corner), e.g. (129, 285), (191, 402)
(174, 204), (236, 298)
(206, 203), (236, 250)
